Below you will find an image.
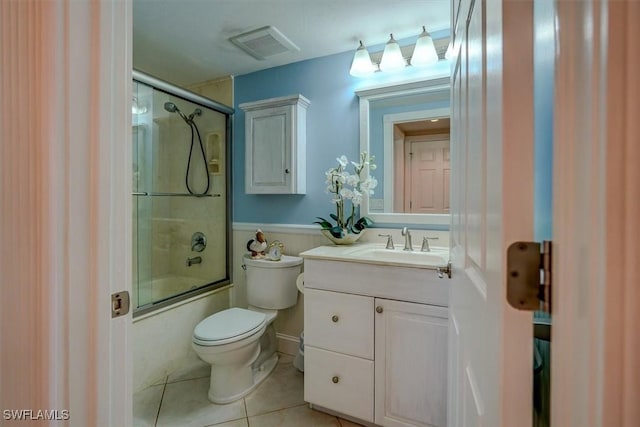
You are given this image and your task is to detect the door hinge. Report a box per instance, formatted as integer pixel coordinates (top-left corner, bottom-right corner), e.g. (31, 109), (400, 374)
(111, 291), (130, 318)
(506, 241), (552, 313)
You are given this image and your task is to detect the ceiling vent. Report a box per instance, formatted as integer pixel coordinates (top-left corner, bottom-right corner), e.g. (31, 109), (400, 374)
(229, 26), (300, 60)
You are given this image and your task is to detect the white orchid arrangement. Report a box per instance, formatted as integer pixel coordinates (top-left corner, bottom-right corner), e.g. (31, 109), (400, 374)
(315, 152), (377, 238)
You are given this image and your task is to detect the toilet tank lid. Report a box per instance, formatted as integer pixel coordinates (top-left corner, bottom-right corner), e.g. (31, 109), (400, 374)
(243, 254), (303, 268)
(194, 308), (266, 342)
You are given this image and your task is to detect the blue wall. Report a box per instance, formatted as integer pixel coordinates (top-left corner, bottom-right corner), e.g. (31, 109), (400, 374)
(534, 0), (554, 241)
(233, 20), (550, 232)
(234, 51), (360, 225)
(233, 35), (450, 225)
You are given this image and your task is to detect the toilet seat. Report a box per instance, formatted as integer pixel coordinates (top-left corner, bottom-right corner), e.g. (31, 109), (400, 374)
(193, 308), (266, 346)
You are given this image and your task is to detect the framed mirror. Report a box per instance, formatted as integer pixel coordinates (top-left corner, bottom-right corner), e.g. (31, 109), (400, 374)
(357, 77), (451, 226)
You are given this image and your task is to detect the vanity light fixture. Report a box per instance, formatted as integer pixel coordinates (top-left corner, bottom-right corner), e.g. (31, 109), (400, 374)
(410, 26), (439, 66)
(349, 40), (376, 77)
(379, 34), (406, 72)
(350, 26), (444, 77)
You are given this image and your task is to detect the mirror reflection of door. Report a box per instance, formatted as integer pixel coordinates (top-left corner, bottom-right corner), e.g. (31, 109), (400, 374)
(392, 118), (450, 214)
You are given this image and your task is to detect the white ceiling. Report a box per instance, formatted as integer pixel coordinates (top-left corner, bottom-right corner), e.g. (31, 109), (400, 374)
(396, 118), (450, 136)
(133, 0), (451, 87)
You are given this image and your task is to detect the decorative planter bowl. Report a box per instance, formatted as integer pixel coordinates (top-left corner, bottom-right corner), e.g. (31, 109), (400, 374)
(320, 229), (366, 245)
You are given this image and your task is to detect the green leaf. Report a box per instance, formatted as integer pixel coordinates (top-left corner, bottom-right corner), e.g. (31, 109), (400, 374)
(329, 226), (345, 238)
(314, 217), (333, 229)
(329, 213), (340, 222)
(346, 213), (355, 228)
(356, 216), (373, 227)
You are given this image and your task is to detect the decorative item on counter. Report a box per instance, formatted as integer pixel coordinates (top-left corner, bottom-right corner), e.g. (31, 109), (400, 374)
(247, 229), (268, 258)
(266, 240), (285, 261)
(315, 152), (377, 245)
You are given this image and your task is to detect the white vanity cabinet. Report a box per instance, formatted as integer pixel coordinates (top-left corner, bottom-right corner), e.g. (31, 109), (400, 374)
(302, 255), (449, 427)
(240, 94), (310, 194)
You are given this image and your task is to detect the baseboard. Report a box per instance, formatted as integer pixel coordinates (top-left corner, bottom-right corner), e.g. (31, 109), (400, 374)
(276, 332), (300, 356)
(310, 404), (377, 427)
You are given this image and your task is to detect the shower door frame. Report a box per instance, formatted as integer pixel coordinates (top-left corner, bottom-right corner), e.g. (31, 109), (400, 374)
(132, 70), (234, 317)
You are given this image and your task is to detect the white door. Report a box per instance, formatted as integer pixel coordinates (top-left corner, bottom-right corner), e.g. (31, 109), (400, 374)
(405, 139), (450, 214)
(448, 1), (535, 426)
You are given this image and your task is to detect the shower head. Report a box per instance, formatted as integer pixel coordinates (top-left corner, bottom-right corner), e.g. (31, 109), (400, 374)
(187, 108), (203, 122)
(164, 101), (190, 123)
(164, 102), (179, 113)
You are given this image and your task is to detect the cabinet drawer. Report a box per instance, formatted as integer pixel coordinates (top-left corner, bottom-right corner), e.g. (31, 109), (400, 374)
(304, 288), (374, 359)
(304, 346), (374, 423)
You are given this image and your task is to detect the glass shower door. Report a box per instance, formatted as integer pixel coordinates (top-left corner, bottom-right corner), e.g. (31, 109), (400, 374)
(131, 76), (231, 315)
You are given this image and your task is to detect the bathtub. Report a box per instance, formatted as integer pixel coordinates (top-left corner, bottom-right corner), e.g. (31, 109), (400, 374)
(135, 274), (204, 309)
(133, 283), (231, 392)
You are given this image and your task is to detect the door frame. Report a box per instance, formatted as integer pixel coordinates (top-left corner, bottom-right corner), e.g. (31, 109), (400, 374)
(551, 1), (640, 425)
(1, 1), (133, 425)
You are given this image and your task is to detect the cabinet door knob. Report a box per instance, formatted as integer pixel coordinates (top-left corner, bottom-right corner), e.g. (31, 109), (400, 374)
(332, 376), (340, 384)
(376, 305), (383, 313)
(331, 315), (339, 323)
(285, 168), (290, 174)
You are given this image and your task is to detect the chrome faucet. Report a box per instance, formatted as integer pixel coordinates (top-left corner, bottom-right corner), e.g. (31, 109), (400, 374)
(186, 256), (202, 266)
(421, 236), (439, 252)
(401, 227), (413, 251)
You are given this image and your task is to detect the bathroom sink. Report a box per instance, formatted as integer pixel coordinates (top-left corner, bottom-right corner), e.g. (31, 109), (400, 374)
(348, 245), (448, 265)
(301, 243), (450, 269)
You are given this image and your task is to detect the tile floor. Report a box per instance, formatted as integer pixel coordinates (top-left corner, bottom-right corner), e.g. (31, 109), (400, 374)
(134, 354), (364, 427)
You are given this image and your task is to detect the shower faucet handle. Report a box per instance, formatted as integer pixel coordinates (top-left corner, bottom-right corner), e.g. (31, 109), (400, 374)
(191, 232), (207, 252)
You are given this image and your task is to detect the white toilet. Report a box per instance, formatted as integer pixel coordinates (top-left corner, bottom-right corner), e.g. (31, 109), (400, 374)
(192, 254), (303, 404)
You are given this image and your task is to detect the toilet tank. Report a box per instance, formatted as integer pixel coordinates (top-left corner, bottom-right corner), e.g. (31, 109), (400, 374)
(244, 254), (303, 309)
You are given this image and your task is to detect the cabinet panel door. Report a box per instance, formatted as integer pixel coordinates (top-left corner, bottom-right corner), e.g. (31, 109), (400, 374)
(245, 105), (291, 193)
(304, 288), (374, 359)
(304, 346), (374, 423)
(375, 299), (448, 427)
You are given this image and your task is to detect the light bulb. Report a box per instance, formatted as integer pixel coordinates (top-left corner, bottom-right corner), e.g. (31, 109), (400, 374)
(410, 26), (438, 67)
(379, 34), (405, 72)
(349, 41), (375, 77)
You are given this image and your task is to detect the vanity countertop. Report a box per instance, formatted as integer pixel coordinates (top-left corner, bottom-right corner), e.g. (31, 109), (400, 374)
(300, 243), (449, 270)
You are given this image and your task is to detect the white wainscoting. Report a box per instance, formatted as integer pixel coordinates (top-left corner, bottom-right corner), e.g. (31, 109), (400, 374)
(232, 222), (449, 352)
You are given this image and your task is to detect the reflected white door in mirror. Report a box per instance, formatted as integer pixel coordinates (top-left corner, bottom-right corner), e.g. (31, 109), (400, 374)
(356, 78), (451, 226)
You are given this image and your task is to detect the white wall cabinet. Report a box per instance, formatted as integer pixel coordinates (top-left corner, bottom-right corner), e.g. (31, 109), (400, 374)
(302, 257), (448, 427)
(240, 94), (310, 194)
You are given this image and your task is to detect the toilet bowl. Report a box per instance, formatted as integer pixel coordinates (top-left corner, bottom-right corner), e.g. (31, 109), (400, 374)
(192, 254), (302, 403)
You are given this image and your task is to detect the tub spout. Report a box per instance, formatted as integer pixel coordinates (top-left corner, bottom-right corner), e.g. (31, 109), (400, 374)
(186, 256), (202, 266)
